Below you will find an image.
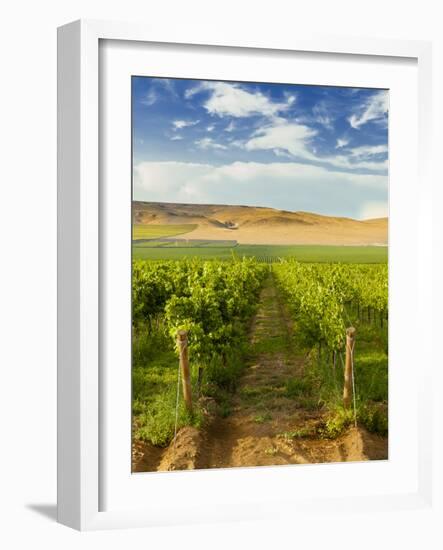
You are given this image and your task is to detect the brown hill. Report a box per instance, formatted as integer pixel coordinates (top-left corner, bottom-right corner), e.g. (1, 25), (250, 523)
(133, 201), (388, 246)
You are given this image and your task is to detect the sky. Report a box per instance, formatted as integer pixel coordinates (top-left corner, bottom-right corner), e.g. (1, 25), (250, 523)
(132, 77), (388, 220)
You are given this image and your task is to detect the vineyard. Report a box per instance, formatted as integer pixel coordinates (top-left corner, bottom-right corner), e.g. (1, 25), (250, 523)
(132, 257), (388, 471)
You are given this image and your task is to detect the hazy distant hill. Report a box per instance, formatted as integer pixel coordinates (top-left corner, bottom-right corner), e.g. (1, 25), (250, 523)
(133, 201), (388, 246)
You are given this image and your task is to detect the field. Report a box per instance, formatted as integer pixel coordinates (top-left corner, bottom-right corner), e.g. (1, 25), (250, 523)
(133, 223), (197, 240)
(132, 256), (388, 472)
(132, 219), (388, 263)
(133, 242), (387, 263)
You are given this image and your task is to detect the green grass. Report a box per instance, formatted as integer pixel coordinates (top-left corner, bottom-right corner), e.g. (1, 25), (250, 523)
(132, 323), (204, 447)
(132, 223), (197, 240)
(133, 243), (387, 263)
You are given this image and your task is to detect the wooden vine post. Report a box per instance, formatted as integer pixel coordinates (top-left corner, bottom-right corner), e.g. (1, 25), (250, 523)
(343, 327), (356, 408)
(177, 330), (192, 412)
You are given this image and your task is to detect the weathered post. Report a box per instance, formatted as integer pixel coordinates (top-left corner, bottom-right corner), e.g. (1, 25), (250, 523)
(343, 327), (356, 408)
(177, 330), (192, 412)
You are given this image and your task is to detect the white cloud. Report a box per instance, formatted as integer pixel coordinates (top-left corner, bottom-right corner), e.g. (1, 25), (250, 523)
(272, 149), (293, 158)
(225, 121), (236, 132)
(349, 144), (388, 158)
(195, 137), (227, 150)
(240, 120), (387, 172)
(141, 79), (178, 106)
(172, 119), (200, 130)
(133, 160), (387, 218)
(244, 120), (317, 159)
(335, 138), (349, 149)
(170, 135), (183, 141)
(284, 93), (296, 106)
(359, 201), (388, 220)
(187, 81), (293, 118)
(348, 91), (389, 129)
(312, 102), (334, 130)
(142, 89), (157, 106)
(324, 155), (388, 172)
(184, 86), (200, 99)
(206, 125), (215, 132)
(134, 161), (212, 202)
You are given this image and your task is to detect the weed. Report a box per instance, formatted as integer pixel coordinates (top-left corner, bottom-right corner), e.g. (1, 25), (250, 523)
(359, 402), (388, 436)
(285, 377), (312, 399)
(319, 407), (354, 439)
(281, 426), (316, 439)
(264, 447), (278, 456)
(254, 412), (272, 423)
(217, 400), (232, 419)
(134, 387), (204, 447)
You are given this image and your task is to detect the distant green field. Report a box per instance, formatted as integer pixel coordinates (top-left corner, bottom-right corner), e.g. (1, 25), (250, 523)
(132, 243), (388, 263)
(134, 239), (237, 249)
(133, 224), (197, 240)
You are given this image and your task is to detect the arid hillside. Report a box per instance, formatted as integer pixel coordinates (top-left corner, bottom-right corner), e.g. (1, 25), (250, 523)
(133, 201), (388, 245)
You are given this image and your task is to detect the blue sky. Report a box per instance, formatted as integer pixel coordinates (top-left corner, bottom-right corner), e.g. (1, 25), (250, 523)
(132, 77), (388, 219)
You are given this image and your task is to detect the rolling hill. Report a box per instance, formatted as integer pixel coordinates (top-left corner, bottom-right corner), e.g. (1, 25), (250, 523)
(133, 201), (388, 246)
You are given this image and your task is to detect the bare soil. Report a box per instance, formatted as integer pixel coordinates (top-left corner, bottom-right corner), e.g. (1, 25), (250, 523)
(132, 275), (388, 473)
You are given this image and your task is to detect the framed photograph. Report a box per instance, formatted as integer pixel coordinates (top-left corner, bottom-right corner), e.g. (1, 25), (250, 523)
(57, 20), (433, 530)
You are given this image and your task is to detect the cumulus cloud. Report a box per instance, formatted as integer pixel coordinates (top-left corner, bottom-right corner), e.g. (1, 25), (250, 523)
(180, 81), (387, 175)
(239, 120), (387, 172)
(133, 160), (387, 218)
(348, 91), (389, 129)
(244, 120), (317, 159)
(185, 81), (293, 118)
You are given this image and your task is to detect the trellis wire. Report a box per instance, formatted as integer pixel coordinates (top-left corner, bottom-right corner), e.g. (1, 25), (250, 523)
(350, 339), (357, 427)
(339, 343), (358, 428)
(173, 356), (181, 451)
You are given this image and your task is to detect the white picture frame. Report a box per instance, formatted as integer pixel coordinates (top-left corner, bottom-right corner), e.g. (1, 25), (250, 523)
(57, 19), (433, 531)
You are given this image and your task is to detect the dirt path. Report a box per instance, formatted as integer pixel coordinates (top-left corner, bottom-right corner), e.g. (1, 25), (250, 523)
(196, 273), (387, 469)
(133, 274), (387, 472)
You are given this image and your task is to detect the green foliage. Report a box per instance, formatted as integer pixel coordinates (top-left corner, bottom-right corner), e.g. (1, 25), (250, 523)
(132, 258), (266, 446)
(274, 260), (388, 436)
(133, 257), (267, 371)
(132, 256), (389, 448)
(274, 260), (388, 353)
